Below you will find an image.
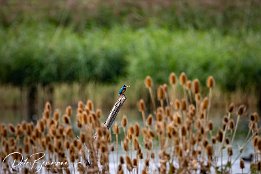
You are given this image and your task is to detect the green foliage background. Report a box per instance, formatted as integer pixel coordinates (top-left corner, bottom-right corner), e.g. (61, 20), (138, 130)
(0, 0), (260, 92)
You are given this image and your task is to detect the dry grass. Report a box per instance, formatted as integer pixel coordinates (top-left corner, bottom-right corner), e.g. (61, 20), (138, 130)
(0, 72), (260, 173)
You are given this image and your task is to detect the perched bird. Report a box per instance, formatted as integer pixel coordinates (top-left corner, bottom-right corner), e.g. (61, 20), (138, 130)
(118, 84), (130, 96)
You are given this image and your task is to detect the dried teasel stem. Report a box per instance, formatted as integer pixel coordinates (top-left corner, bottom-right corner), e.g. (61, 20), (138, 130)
(206, 76), (215, 127)
(231, 105), (246, 145)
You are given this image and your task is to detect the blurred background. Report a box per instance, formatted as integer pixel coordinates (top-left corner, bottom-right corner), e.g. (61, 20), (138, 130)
(0, 0), (260, 123)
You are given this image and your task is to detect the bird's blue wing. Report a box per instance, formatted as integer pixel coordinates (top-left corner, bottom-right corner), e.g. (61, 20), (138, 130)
(118, 87), (123, 95)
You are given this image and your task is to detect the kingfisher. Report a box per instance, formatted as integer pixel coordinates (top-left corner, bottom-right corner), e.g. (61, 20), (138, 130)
(118, 84), (130, 96)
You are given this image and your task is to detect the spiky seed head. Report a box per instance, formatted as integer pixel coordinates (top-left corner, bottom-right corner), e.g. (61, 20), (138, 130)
(207, 76), (215, 89)
(252, 135), (259, 148)
(156, 113), (163, 122)
(179, 72), (187, 86)
(120, 156), (125, 164)
(240, 159), (245, 169)
(9, 124), (15, 134)
(138, 99), (145, 112)
(134, 123), (140, 137)
(212, 137), (216, 144)
(181, 99), (187, 111)
(157, 86), (164, 100)
(121, 115), (128, 128)
(146, 114), (153, 126)
(113, 122), (119, 134)
(206, 144), (213, 159)
(54, 111), (59, 121)
(162, 83), (168, 93)
(181, 126), (187, 137)
(65, 106), (72, 117)
(169, 72), (176, 85)
(186, 80), (192, 90)
(258, 138), (261, 151)
(96, 109), (102, 119)
(229, 120), (235, 130)
(225, 138), (230, 145)
(63, 115), (70, 125)
(133, 158), (138, 167)
(227, 145), (233, 156)
(208, 121), (213, 131)
(217, 130), (223, 143)
(201, 97), (209, 111)
(174, 99), (180, 110)
(87, 100), (93, 111)
(238, 105), (246, 115)
(195, 93), (201, 103)
(228, 103), (235, 113)
(193, 79), (200, 94)
(145, 76), (153, 88)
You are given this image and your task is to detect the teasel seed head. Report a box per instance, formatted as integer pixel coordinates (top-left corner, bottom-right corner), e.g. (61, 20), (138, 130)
(113, 122), (119, 134)
(65, 106), (72, 117)
(96, 109), (102, 119)
(237, 105), (246, 115)
(229, 119), (235, 130)
(145, 76), (153, 88)
(63, 115), (70, 125)
(211, 137), (216, 144)
(179, 72), (187, 86)
(203, 139), (209, 148)
(250, 112), (258, 122)
(174, 99), (180, 110)
(9, 124), (15, 134)
(133, 158), (138, 168)
(186, 80), (192, 90)
(117, 164), (123, 174)
(240, 159), (245, 169)
(201, 97), (209, 111)
(227, 145), (233, 156)
(157, 86), (164, 100)
(134, 123), (140, 137)
(123, 139), (129, 151)
(156, 112), (163, 122)
(169, 72), (176, 85)
(45, 102), (51, 111)
(252, 135), (258, 148)
(138, 99), (145, 112)
(181, 126), (187, 137)
(181, 98), (187, 111)
(146, 114), (153, 126)
(193, 79), (200, 94)
(206, 144), (213, 159)
(120, 156), (125, 164)
(217, 129), (223, 143)
(87, 100), (93, 111)
(126, 155), (133, 169)
(258, 138), (261, 151)
(195, 93), (201, 103)
(151, 152), (155, 159)
(163, 83), (168, 93)
(121, 115), (128, 128)
(207, 76), (215, 89)
(208, 121), (213, 131)
(53, 110), (59, 121)
(227, 103), (235, 113)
